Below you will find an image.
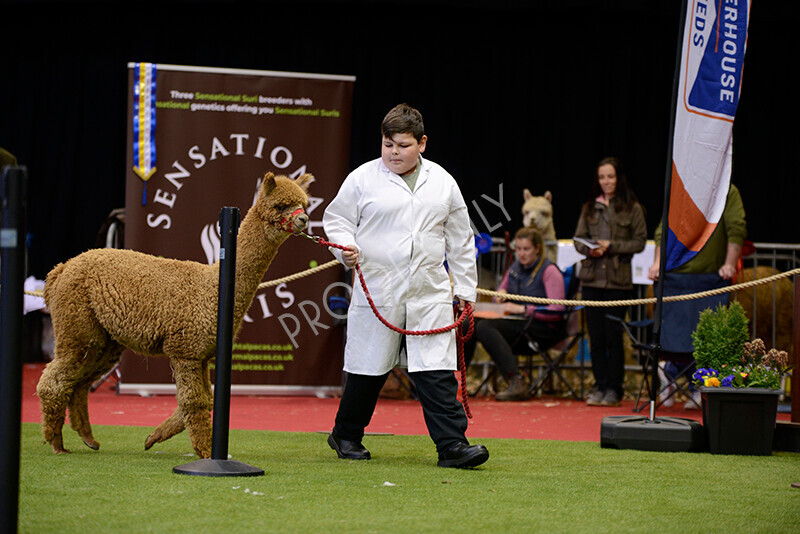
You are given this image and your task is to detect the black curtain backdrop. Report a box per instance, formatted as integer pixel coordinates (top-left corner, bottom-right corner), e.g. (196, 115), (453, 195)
(1, 0), (797, 280)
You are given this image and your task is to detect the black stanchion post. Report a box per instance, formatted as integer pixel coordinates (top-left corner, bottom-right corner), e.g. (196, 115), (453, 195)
(173, 207), (263, 477)
(1, 166), (27, 532)
(211, 206), (238, 460)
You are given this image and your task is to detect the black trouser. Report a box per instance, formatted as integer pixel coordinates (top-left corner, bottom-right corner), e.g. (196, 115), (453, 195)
(333, 369), (468, 455)
(582, 286), (632, 396)
(463, 318), (566, 379)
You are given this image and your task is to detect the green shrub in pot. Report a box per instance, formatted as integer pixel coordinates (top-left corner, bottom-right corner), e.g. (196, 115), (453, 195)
(691, 301), (791, 389)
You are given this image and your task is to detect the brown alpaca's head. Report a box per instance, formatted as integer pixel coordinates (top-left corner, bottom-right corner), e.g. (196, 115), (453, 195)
(257, 172), (312, 233)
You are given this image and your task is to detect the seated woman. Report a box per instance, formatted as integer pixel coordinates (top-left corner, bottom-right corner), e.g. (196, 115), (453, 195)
(465, 227), (566, 401)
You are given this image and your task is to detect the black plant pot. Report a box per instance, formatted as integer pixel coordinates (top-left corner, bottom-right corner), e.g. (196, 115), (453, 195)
(700, 386), (780, 455)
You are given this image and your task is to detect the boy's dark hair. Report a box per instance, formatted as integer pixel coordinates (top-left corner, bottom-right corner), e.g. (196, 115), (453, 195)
(381, 103), (425, 142)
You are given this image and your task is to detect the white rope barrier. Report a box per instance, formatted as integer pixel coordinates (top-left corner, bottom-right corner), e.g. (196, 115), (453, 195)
(19, 265), (800, 308)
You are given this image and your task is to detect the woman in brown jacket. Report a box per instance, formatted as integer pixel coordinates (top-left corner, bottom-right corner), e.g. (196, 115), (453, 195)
(573, 157), (647, 406)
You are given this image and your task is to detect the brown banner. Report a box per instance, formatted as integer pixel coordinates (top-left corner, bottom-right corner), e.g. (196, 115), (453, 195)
(121, 63), (354, 393)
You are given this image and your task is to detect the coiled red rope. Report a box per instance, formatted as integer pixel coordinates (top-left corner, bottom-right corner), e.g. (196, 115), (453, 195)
(302, 233), (475, 418)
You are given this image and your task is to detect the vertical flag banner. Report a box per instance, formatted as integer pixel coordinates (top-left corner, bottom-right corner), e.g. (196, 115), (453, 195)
(132, 62), (157, 205)
(666, 0), (751, 271)
(123, 63), (355, 394)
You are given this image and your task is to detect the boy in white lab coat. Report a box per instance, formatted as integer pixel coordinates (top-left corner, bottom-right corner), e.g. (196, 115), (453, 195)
(323, 103), (489, 468)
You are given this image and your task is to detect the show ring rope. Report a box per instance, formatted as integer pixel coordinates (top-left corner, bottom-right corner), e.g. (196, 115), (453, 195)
(20, 246), (800, 307)
(257, 252), (800, 308)
(18, 238), (800, 419)
(22, 263), (800, 304)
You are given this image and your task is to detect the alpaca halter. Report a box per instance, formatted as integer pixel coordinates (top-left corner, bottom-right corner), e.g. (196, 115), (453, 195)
(275, 208), (306, 232)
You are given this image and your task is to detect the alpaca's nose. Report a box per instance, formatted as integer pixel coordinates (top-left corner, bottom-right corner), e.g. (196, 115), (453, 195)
(295, 213), (309, 231)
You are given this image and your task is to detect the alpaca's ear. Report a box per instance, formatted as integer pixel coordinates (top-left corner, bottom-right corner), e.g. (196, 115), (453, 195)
(544, 190), (552, 203)
(523, 188), (532, 201)
(295, 173), (314, 192)
(261, 172), (276, 196)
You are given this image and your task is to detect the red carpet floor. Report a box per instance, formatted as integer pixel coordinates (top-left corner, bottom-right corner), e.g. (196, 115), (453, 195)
(21, 363), (790, 442)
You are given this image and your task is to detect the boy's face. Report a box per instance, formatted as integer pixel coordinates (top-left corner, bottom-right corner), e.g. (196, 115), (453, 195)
(381, 132), (427, 176)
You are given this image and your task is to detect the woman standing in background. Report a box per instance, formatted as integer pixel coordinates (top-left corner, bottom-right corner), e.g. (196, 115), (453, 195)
(573, 157), (646, 407)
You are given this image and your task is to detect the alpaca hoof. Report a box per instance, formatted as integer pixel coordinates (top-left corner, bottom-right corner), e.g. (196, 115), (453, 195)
(49, 443), (71, 454)
(192, 440), (212, 459)
(47, 437), (70, 454)
(144, 433), (158, 450)
(82, 438), (100, 450)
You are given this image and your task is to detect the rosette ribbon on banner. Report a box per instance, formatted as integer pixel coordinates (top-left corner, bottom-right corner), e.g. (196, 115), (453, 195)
(133, 62), (157, 205)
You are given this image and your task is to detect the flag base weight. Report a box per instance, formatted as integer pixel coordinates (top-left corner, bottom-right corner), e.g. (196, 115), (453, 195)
(173, 459), (264, 477)
(600, 415), (705, 452)
(773, 422), (800, 453)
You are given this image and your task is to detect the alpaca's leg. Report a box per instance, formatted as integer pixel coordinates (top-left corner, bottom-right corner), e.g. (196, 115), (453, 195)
(37, 360), (70, 453)
(67, 346), (124, 451)
(39, 290), (110, 454)
(37, 352), (93, 454)
(172, 358), (213, 458)
(67, 385), (99, 450)
(145, 406), (186, 450)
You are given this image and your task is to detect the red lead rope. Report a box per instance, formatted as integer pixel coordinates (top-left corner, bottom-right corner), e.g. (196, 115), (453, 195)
(304, 234), (475, 419)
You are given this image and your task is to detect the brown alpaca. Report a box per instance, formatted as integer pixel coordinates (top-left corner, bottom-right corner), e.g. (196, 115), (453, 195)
(733, 266), (793, 356)
(36, 172), (312, 458)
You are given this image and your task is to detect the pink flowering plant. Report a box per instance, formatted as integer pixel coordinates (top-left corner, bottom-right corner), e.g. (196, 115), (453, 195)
(691, 302), (791, 390)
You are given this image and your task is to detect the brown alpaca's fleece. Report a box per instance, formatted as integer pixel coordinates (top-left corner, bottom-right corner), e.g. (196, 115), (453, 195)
(733, 266), (793, 357)
(36, 172), (312, 458)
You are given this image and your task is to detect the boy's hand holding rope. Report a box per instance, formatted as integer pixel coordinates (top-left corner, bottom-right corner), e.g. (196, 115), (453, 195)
(304, 234), (475, 418)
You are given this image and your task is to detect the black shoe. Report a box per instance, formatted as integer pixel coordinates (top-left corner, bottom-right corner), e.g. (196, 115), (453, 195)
(437, 442), (489, 468)
(328, 432), (371, 460)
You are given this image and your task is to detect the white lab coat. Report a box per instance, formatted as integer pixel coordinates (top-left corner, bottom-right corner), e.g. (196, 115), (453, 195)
(323, 156), (478, 375)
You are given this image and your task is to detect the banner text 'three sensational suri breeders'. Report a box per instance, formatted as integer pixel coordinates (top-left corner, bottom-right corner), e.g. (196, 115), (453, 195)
(123, 63), (355, 393)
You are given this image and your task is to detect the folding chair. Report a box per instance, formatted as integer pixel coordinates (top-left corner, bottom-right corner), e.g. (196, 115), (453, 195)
(609, 316), (699, 412)
(654, 353), (699, 409)
(518, 263), (586, 400)
(90, 363), (121, 392)
(638, 272), (730, 411)
(467, 264), (585, 399)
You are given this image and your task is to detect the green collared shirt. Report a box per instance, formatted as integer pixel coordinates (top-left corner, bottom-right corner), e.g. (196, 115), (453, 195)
(654, 184), (747, 274)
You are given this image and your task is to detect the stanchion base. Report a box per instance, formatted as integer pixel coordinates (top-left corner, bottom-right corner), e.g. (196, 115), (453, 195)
(173, 458), (265, 477)
(600, 415), (705, 452)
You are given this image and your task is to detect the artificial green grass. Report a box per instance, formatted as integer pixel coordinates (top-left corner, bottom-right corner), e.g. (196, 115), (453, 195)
(18, 423), (800, 533)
